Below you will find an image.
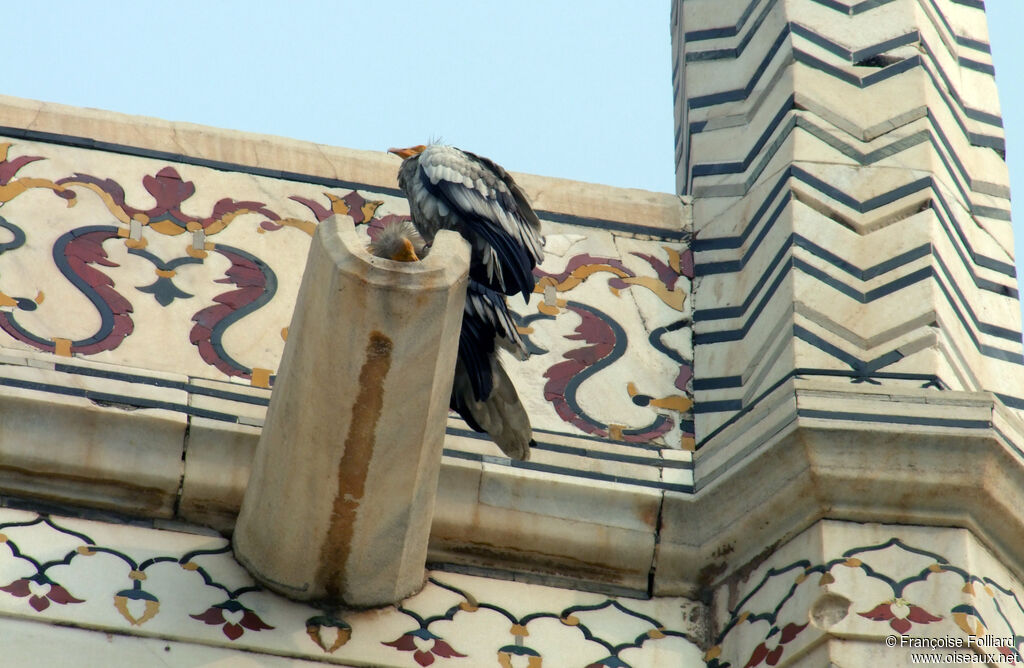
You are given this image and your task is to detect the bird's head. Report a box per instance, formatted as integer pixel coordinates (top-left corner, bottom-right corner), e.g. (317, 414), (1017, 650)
(388, 145), (428, 160)
(367, 220), (426, 262)
(388, 237), (420, 262)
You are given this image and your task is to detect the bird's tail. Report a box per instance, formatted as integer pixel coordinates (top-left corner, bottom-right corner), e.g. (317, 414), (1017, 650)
(452, 357), (534, 461)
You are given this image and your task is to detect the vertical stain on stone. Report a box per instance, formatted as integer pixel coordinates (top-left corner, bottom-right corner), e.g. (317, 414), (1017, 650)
(318, 330), (393, 601)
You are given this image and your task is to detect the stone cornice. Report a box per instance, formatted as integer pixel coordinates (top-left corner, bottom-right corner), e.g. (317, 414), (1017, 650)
(654, 381), (1024, 597)
(0, 94), (686, 235)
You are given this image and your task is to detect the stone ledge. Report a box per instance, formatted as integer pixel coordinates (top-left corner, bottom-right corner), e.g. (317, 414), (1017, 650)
(0, 358), (186, 517)
(429, 456), (662, 596)
(0, 94), (687, 233)
(11, 351), (1024, 601)
(0, 352), (671, 597)
(654, 381), (1024, 597)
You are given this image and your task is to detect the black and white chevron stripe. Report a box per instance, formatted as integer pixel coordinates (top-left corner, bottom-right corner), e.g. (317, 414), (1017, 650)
(674, 0), (1023, 446)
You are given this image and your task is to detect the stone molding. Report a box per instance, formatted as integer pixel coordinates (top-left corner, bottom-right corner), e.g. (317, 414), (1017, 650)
(655, 382), (1024, 598)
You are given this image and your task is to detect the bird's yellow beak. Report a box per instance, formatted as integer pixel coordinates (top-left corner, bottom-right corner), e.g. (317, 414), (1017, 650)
(388, 145), (427, 159)
(390, 237), (420, 262)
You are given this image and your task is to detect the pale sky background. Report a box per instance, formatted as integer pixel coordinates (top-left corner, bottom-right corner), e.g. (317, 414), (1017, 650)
(3, 1), (1024, 327)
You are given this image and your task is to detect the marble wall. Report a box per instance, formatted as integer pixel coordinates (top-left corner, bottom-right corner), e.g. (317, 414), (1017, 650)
(0, 96), (693, 595)
(0, 505), (703, 666)
(710, 520), (1024, 666)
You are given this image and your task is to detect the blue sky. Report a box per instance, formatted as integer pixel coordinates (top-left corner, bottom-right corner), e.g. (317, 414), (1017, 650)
(0, 1), (674, 191)
(4, 1), (1024, 318)
(986, 3), (1024, 323)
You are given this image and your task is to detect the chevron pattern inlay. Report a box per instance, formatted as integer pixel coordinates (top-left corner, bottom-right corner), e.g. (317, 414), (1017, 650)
(673, 0), (1023, 458)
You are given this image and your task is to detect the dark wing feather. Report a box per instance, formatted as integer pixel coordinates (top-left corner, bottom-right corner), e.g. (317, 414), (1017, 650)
(464, 279), (527, 359)
(450, 358), (487, 434)
(451, 354), (534, 460)
(456, 279), (525, 401)
(457, 297), (496, 401)
(454, 194), (536, 300)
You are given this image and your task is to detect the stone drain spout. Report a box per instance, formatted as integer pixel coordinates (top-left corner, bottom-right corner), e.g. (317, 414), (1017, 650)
(234, 215), (469, 607)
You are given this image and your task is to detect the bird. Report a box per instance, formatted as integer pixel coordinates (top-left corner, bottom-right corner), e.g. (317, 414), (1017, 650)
(388, 144), (544, 303)
(368, 218), (536, 460)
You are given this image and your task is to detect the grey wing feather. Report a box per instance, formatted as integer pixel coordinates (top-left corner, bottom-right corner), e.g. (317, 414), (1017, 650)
(408, 145), (544, 298)
(428, 147), (544, 262)
(462, 149), (544, 254)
